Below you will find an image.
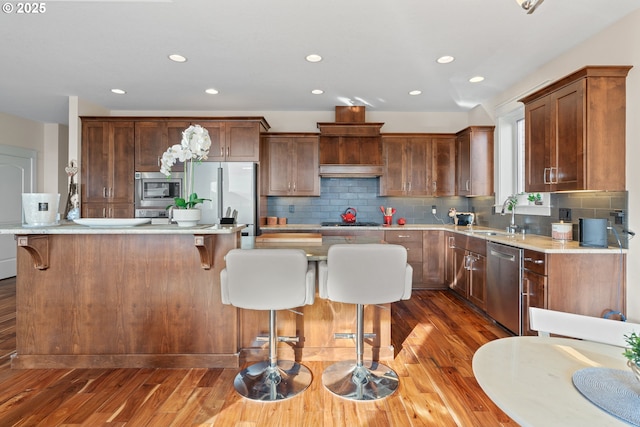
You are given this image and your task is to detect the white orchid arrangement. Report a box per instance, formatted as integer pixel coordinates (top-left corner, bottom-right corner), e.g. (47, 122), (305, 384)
(160, 124), (212, 209)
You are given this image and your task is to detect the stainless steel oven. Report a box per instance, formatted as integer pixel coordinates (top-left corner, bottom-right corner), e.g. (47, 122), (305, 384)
(134, 172), (183, 218)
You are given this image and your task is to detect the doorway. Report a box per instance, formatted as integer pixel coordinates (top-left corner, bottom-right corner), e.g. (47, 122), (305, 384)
(0, 145), (35, 279)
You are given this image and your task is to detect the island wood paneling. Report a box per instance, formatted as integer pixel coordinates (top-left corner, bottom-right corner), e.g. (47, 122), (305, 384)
(13, 233), (241, 369)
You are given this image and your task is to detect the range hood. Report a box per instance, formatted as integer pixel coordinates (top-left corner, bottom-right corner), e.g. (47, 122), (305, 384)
(318, 107), (384, 177)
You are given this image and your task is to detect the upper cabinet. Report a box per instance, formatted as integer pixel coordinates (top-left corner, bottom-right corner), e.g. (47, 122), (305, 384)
(261, 134), (320, 196)
(380, 134), (455, 196)
(519, 66), (631, 192)
(456, 126), (494, 196)
(134, 118), (270, 171)
(81, 119), (135, 217)
(206, 120), (269, 162)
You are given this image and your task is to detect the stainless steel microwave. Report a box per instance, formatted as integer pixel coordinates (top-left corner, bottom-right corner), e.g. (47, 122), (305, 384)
(134, 172), (184, 210)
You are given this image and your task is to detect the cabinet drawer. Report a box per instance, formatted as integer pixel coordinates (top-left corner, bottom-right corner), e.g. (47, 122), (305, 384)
(523, 249), (546, 275)
(403, 242), (423, 263)
(384, 230), (423, 243)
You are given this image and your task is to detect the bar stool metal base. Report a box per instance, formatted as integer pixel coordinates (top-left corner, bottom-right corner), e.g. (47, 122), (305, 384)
(234, 360), (313, 401)
(322, 360), (399, 400)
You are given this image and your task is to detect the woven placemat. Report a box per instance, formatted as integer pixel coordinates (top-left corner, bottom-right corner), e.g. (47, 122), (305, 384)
(572, 367), (640, 426)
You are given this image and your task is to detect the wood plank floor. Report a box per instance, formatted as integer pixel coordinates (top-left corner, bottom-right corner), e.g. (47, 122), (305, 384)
(0, 277), (516, 426)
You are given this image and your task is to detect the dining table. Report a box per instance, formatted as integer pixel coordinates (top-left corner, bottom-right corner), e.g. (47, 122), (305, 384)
(473, 336), (639, 427)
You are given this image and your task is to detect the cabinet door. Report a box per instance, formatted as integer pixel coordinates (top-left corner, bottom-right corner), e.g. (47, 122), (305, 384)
(456, 132), (471, 195)
(201, 121), (227, 161)
(225, 122), (260, 161)
(524, 96), (551, 192)
(292, 137), (320, 196)
(110, 122), (135, 204)
(450, 246), (468, 298)
(380, 137), (406, 196)
(265, 137), (293, 195)
(134, 121), (167, 172)
(431, 136), (456, 196)
(468, 253), (486, 311)
(385, 230), (423, 287)
(406, 138), (429, 196)
(82, 121), (110, 202)
(81, 203), (133, 218)
(423, 230), (446, 289)
(444, 234), (455, 287)
(522, 270), (547, 336)
(552, 80), (584, 191)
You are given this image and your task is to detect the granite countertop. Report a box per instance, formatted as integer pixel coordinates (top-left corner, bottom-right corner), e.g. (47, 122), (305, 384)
(260, 224), (626, 254)
(0, 221), (246, 235)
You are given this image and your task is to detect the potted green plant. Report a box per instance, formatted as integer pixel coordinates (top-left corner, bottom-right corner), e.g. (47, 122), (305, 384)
(160, 124), (211, 226)
(527, 193), (543, 205)
(623, 332), (640, 381)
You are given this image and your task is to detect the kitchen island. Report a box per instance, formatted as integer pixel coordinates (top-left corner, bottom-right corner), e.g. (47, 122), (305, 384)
(1, 223), (395, 369)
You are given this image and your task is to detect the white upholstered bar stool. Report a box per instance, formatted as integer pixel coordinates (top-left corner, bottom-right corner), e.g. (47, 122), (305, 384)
(318, 243), (412, 400)
(220, 249), (316, 401)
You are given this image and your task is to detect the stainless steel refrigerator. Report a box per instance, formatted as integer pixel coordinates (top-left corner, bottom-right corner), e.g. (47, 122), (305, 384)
(192, 162), (258, 236)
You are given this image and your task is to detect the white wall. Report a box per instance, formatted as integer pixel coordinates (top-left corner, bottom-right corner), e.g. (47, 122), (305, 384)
(487, 9), (640, 321)
(0, 112), (44, 190)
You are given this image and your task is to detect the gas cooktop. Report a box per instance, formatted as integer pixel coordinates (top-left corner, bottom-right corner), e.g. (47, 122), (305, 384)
(321, 221), (381, 227)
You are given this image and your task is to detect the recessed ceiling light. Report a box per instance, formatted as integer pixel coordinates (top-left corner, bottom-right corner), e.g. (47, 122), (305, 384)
(168, 54), (187, 63)
(111, 89), (126, 95)
(469, 76), (485, 83)
(436, 55), (455, 64)
(408, 90), (422, 96)
(205, 88), (219, 95)
(311, 89), (324, 95)
(306, 54), (322, 63)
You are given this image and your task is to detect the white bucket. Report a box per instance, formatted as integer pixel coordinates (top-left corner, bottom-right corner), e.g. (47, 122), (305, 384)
(22, 193), (60, 226)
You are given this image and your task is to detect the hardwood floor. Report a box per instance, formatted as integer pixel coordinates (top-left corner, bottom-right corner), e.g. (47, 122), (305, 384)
(0, 277), (516, 426)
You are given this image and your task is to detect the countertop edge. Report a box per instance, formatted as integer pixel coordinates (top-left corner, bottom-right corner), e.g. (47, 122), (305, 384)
(0, 222), (246, 235)
(260, 224), (626, 254)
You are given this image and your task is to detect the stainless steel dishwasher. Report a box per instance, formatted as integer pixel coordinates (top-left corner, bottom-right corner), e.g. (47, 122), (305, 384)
(486, 242), (522, 334)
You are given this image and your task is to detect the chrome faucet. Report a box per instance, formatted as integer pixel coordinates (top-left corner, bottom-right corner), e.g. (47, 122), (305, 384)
(501, 195), (519, 233)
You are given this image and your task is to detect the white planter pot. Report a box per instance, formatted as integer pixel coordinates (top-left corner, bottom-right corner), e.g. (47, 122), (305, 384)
(172, 208), (201, 227)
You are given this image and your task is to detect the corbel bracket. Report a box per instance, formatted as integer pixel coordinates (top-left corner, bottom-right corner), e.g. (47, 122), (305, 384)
(194, 235), (215, 270)
(16, 235), (49, 270)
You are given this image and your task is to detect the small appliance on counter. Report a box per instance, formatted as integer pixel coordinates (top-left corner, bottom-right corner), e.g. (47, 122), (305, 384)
(579, 218), (608, 247)
(454, 212), (475, 226)
(551, 221), (573, 241)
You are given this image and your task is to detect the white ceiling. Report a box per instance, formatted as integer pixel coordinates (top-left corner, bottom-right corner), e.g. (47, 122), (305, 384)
(1, 0), (639, 125)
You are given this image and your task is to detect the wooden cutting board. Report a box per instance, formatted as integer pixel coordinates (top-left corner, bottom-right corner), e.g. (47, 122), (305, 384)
(255, 233), (322, 243)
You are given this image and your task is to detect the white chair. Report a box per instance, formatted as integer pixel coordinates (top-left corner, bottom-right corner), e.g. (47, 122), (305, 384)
(220, 249), (316, 401)
(529, 307), (640, 347)
(318, 243), (412, 400)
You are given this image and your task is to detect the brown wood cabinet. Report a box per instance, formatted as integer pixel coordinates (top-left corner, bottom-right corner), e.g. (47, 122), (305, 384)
(380, 134), (455, 197)
(206, 120), (267, 162)
(519, 66), (631, 192)
(261, 134), (320, 196)
(385, 230), (423, 287)
(521, 249), (547, 336)
(134, 120), (190, 171)
(422, 230), (446, 289)
(81, 120), (135, 218)
(456, 126), (494, 196)
(447, 234), (486, 310)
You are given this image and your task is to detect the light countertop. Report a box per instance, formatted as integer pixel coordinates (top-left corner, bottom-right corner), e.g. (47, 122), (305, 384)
(260, 224), (626, 254)
(0, 221), (246, 235)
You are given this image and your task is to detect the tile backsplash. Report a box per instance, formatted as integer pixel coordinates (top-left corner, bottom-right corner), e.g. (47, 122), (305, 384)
(266, 178), (629, 248)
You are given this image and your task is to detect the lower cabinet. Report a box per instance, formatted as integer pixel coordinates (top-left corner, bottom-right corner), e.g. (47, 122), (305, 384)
(385, 230), (423, 287)
(522, 249), (547, 336)
(446, 233), (486, 310)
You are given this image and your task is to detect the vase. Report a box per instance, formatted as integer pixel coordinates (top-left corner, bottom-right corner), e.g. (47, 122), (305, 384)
(629, 360), (640, 382)
(172, 208), (201, 227)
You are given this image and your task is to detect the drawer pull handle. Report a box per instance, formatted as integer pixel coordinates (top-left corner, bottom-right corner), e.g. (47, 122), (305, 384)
(524, 257), (544, 264)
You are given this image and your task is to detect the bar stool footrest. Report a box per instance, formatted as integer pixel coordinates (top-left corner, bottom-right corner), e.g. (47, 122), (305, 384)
(322, 360), (399, 400)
